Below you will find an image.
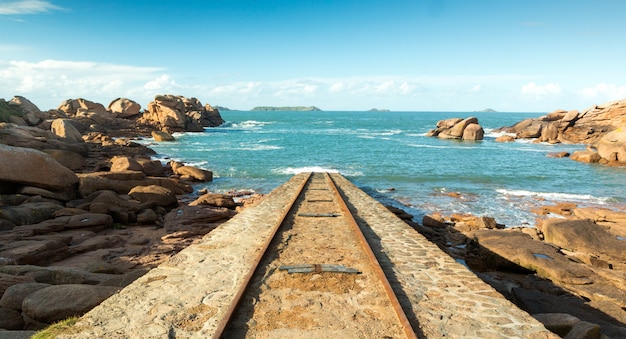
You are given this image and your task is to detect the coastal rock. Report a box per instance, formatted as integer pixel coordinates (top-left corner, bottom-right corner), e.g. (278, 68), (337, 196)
(51, 119), (83, 143)
(564, 321), (601, 339)
(0, 202), (63, 227)
(107, 98), (141, 118)
(539, 218), (625, 262)
(0, 282), (51, 311)
(532, 313), (581, 337)
(58, 98), (108, 117)
(0, 308), (24, 330)
(110, 156), (143, 172)
(188, 193), (236, 208)
(136, 158), (165, 177)
(151, 130), (175, 142)
(169, 161), (212, 182)
(0, 124), (88, 156)
(43, 149), (86, 171)
(570, 150), (602, 163)
(86, 190), (151, 214)
(22, 284), (119, 324)
(128, 185), (177, 207)
(164, 205), (236, 234)
(9, 96), (45, 126)
(428, 117), (484, 141)
(0, 144), (79, 191)
(540, 122), (559, 143)
(595, 126), (626, 162)
(467, 229), (594, 285)
(143, 95), (225, 132)
(462, 123), (484, 141)
(495, 135), (515, 142)
(78, 171), (192, 196)
(0, 239), (69, 265)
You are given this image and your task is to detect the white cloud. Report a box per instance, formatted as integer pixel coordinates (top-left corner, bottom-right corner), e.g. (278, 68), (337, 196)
(579, 83), (626, 101)
(329, 82), (345, 93)
(470, 84), (482, 93)
(0, 0), (62, 15)
(521, 82), (561, 96)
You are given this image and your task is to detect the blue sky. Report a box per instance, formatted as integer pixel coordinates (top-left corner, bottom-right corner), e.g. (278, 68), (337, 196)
(1, 0), (626, 111)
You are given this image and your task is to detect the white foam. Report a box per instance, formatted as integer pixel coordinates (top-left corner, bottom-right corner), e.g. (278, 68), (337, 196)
(272, 166), (364, 176)
(496, 188), (612, 204)
(224, 120), (273, 129)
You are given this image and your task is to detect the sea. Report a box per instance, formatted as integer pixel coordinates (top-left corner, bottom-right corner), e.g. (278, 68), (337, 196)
(138, 110), (626, 227)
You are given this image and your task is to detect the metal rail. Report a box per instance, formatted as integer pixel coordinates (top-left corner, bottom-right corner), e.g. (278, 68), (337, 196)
(213, 172), (416, 338)
(212, 172), (312, 338)
(326, 172), (417, 339)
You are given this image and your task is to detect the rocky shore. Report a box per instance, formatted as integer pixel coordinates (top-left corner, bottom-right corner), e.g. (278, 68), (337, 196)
(415, 105), (626, 338)
(1, 95), (625, 338)
(0, 95), (262, 335)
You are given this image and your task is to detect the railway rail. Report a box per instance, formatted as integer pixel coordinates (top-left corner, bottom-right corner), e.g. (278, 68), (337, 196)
(215, 172), (417, 338)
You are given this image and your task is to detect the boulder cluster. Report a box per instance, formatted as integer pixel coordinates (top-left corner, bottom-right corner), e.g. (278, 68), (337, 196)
(496, 99), (626, 165)
(0, 95), (248, 332)
(426, 116), (485, 141)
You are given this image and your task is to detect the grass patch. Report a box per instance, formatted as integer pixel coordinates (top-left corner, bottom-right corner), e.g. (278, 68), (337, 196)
(31, 316), (82, 339)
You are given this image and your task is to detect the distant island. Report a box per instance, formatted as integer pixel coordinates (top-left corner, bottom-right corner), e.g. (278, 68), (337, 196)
(477, 108), (498, 113)
(251, 106), (322, 111)
(214, 106), (234, 111)
(368, 108), (390, 112)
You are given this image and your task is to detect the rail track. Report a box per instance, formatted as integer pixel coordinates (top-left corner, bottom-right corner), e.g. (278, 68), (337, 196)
(214, 172), (417, 338)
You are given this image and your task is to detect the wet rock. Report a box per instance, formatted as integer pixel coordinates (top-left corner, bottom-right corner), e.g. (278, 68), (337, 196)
(151, 130), (175, 142)
(570, 150), (602, 163)
(495, 135), (515, 142)
(169, 161), (212, 182)
(0, 144), (78, 191)
(22, 284), (119, 324)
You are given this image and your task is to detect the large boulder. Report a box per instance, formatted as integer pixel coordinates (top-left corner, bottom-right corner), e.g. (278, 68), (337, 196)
(595, 126), (626, 162)
(77, 171), (192, 196)
(427, 117), (484, 141)
(0, 282), (51, 311)
(462, 123), (484, 141)
(0, 239), (69, 265)
(51, 118), (83, 143)
(58, 98), (107, 116)
(164, 205), (236, 234)
(169, 161), (212, 181)
(22, 284), (119, 324)
(0, 124), (88, 156)
(0, 144), (78, 191)
(128, 185), (177, 207)
(9, 96), (46, 126)
(142, 95), (225, 132)
(151, 130), (175, 142)
(0, 202), (64, 227)
(110, 156), (143, 172)
(188, 193), (236, 208)
(107, 98), (141, 118)
(42, 149), (86, 171)
(539, 218), (625, 262)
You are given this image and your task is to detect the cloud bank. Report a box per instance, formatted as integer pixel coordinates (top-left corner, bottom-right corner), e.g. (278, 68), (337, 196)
(0, 0), (62, 15)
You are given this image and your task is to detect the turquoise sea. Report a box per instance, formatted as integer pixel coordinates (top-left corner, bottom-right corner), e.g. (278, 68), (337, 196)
(140, 111), (626, 227)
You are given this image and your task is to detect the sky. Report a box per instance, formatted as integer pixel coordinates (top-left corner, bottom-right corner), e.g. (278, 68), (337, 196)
(1, 0), (626, 112)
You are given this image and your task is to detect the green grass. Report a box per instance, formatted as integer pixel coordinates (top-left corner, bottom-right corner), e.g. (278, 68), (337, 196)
(0, 99), (24, 122)
(31, 317), (81, 339)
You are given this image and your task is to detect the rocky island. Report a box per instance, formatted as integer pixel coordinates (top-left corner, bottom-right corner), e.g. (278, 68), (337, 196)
(250, 106), (321, 111)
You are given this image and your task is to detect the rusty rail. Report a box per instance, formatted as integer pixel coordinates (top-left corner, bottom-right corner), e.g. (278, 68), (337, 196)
(327, 172), (417, 339)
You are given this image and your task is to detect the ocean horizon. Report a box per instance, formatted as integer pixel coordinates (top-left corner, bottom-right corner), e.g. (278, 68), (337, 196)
(139, 110), (626, 227)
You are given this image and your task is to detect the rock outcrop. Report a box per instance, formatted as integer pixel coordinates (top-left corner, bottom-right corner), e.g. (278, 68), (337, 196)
(426, 116), (485, 141)
(107, 98), (141, 118)
(497, 98), (626, 164)
(142, 94), (225, 132)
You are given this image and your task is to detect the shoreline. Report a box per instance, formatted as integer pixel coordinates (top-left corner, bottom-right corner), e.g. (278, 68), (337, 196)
(1, 95), (625, 337)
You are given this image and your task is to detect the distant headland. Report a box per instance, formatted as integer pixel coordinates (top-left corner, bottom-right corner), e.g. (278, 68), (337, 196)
(477, 108), (498, 113)
(251, 106), (322, 111)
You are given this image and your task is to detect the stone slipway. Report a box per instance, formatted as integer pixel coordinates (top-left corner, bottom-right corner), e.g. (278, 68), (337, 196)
(60, 173), (556, 339)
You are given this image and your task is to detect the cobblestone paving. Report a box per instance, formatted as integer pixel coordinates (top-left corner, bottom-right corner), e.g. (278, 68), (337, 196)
(61, 173), (310, 339)
(61, 173), (557, 338)
(329, 173), (557, 338)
